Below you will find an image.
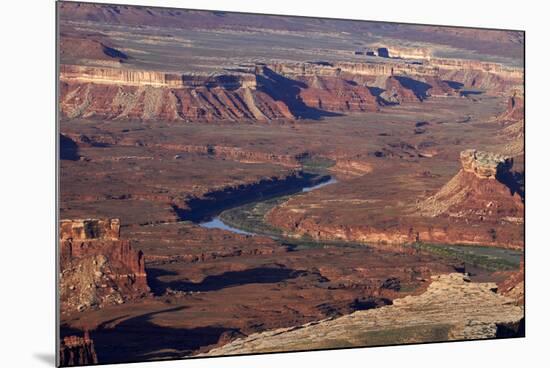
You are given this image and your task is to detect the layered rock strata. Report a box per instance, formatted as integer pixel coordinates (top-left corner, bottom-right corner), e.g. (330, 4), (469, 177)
(202, 273), (524, 356)
(59, 57), (522, 122)
(419, 149), (522, 219)
(59, 219), (149, 314)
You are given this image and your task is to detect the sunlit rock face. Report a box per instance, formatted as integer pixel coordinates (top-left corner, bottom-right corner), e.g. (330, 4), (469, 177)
(460, 149), (513, 179)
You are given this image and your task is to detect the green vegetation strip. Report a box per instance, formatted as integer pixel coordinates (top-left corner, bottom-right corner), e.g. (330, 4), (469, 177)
(410, 242), (522, 272)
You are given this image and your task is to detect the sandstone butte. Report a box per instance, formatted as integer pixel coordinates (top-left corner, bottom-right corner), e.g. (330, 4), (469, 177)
(459, 149), (513, 179)
(59, 218), (149, 315)
(418, 149), (523, 221)
(201, 273), (524, 356)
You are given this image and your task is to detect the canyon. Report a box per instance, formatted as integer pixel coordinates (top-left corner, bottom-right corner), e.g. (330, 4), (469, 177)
(267, 149), (524, 249)
(59, 59), (522, 123)
(58, 2), (524, 366)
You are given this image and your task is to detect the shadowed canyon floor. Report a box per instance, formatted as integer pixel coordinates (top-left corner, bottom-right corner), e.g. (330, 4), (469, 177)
(58, 2), (524, 366)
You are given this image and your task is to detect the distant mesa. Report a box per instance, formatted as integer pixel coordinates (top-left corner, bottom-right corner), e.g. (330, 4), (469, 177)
(377, 47), (390, 58)
(60, 36), (128, 63)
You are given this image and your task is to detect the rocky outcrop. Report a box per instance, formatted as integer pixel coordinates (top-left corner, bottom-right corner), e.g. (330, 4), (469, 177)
(202, 273), (524, 355)
(60, 218), (120, 241)
(59, 218), (149, 314)
(59, 332), (98, 366)
(419, 150), (521, 217)
(459, 149), (513, 179)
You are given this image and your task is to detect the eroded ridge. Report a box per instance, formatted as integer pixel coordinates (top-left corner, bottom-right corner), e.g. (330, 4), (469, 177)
(203, 273), (524, 356)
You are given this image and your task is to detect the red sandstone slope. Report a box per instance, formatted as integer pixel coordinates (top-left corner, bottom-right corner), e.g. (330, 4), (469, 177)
(416, 150), (524, 246)
(381, 76), (426, 104)
(59, 81), (294, 122)
(298, 75), (380, 112)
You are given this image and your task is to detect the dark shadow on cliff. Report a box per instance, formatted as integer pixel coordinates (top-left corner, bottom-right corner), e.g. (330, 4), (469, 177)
(394, 76), (432, 100)
(147, 266), (307, 295)
(497, 170), (525, 203)
(87, 306), (239, 363)
(60, 133), (80, 161)
(443, 80), (464, 90)
(257, 66), (342, 120)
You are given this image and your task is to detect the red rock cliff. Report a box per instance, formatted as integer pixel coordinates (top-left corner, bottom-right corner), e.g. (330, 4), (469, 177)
(60, 219), (149, 314)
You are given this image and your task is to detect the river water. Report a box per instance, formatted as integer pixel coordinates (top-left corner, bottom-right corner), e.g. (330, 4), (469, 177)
(198, 176), (523, 271)
(199, 176), (338, 235)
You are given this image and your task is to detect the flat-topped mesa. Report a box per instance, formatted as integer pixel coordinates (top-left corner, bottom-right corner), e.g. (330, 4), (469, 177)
(268, 61), (439, 79)
(369, 44), (433, 60)
(60, 64), (258, 89)
(460, 149), (513, 179)
(60, 218), (120, 241)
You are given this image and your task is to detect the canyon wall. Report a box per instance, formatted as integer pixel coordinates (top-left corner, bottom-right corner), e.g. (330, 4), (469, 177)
(59, 68), (292, 122)
(60, 65), (257, 89)
(59, 218), (149, 314)
(59, 57), (522, 122)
